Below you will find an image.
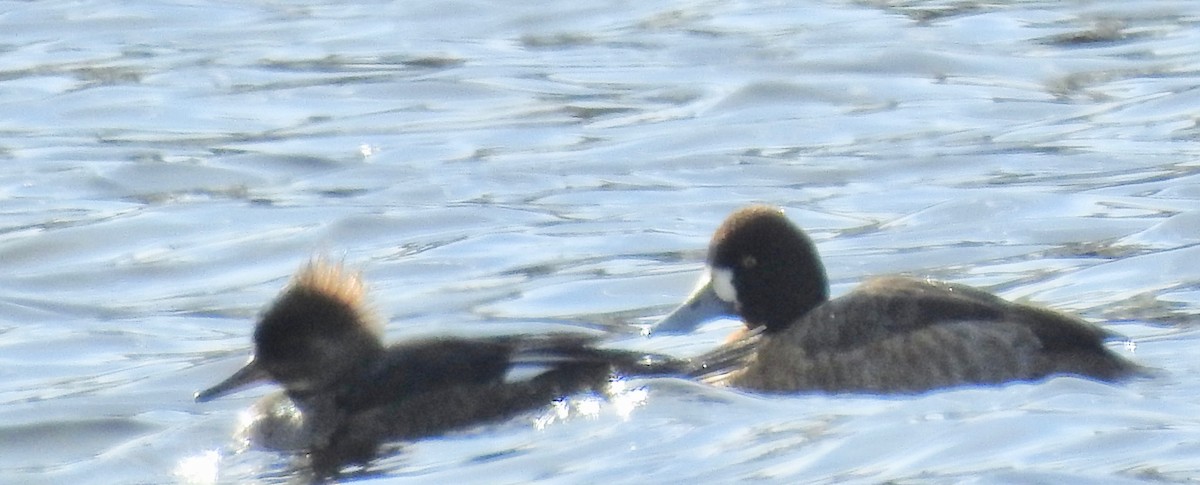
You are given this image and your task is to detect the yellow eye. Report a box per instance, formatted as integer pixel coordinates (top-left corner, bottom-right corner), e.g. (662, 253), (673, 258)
(741, 255), (757, 268)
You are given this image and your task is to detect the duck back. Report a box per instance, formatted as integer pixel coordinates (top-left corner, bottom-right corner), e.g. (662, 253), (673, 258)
(722, 277), (1139, 393)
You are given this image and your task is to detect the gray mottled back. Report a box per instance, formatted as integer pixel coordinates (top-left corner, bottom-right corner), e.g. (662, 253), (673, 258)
(706, 277), (1138, 393)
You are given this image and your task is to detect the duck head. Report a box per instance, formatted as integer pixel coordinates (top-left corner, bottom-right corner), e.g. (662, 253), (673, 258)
(652, 206), (830, 335)
(196, 261), (385, 402)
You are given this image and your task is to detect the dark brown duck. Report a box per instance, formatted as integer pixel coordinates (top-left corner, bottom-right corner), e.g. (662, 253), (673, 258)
(652, 205), (1142, 393)
(197, 260), (679, 475)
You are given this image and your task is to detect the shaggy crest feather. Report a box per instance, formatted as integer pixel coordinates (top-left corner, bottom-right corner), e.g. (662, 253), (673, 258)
(288, 259), (383, 337)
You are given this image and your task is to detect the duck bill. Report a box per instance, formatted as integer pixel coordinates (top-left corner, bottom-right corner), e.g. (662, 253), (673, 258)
(195, 357), (271, 403)
(650, 274), (738, 335)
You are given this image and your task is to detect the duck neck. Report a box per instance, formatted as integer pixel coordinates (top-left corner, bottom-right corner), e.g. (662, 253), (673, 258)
(745, 237), (830, 333)
(762, 265), (829, 333)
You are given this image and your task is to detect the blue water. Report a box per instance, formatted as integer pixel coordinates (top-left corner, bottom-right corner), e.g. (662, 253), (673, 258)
(2, 0), (1199, 483)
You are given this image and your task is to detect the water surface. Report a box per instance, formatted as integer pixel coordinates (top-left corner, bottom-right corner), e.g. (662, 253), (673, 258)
(2, 0), (1199, 483)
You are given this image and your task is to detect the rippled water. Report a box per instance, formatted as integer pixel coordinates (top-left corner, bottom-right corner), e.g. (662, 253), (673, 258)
(2, 0), (1200, 483)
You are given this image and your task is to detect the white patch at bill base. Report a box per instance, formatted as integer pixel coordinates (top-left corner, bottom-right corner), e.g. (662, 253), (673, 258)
(710, 267), (737, 303)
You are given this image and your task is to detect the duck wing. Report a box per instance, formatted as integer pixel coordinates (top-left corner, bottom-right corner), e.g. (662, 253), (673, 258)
(786, 276), (1117, 356)
(308, 335), (689, 473)
(730, 277), (1139, 392)
(339, 334), (686, 412)
(505, 333), (689, 377)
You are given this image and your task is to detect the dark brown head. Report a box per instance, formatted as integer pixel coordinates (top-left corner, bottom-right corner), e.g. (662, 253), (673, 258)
(196, 261), (385, 402)
(652, 206), (830, 334)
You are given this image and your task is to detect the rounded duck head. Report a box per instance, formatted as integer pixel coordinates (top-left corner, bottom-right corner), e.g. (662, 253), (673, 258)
(653, 205), (829, 335)
(707, 205), (830, 332)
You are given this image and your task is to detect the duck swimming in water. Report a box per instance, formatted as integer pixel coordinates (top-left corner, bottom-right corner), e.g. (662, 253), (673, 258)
(197, 260), (680, 475)
(651, 205), (1142, 393)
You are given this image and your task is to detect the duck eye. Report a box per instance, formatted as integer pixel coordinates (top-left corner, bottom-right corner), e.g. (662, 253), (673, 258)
(741, 255), (757, 269)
